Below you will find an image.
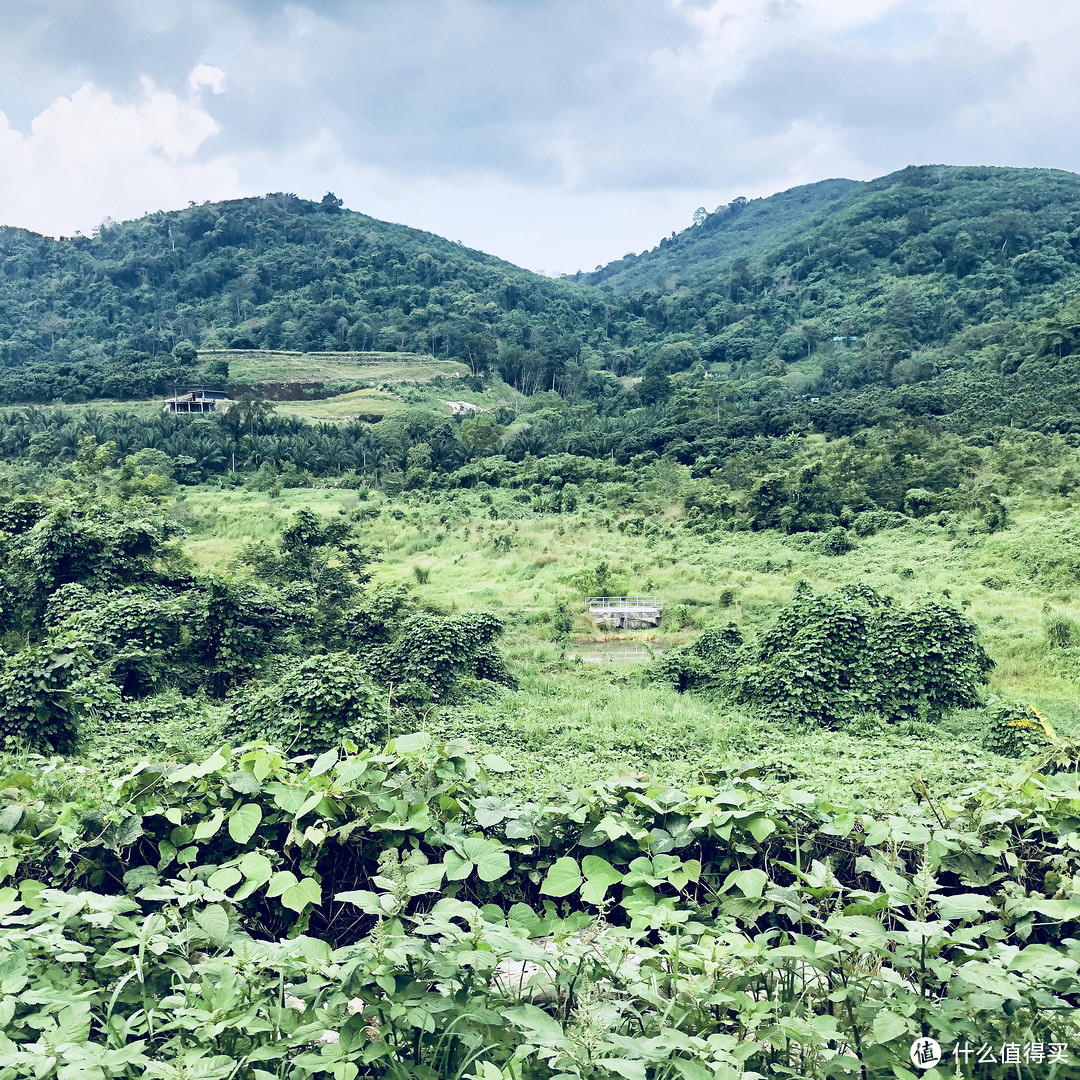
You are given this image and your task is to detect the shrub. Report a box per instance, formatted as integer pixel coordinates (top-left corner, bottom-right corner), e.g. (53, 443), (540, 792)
(903, 487), (937, 517)
(818, 526), (855, 556)
(983, 700), (1054, 757)
(0, 642), (85, 753)
(652, 624), (744, 693)
(1043, 608), (1077, 648)
(550, 601), (574, 646)
(852, 509), (909, 536)
(733, 584), (993, 726)
(363, 611), (515, 706)
(231, 652), (384, 753)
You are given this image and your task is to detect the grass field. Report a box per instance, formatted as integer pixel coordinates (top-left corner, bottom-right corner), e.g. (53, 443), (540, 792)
(177, 481), (1080, 801)
(3, 353), (508, 422)
(204, 349), (469, 386)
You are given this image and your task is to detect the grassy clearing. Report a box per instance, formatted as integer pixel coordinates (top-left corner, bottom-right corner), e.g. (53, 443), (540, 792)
(269, 388), (405, 421)
(268, 375), (525, 422)
(205, 349), (467, 385)
(175, 482), (1080, 801)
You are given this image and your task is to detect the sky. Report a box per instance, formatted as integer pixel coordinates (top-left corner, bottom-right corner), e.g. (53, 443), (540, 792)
(0, 0), (1076, 275)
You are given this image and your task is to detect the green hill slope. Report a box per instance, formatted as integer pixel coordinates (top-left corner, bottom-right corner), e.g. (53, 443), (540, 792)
(6, 166), (1080, 447)
(577, 176), (862, 292)
(0, 193), (624, 399)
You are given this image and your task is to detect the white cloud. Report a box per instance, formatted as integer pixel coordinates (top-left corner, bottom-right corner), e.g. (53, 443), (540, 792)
(1, 1), (1079, 271)
(189, 63), (227, 94)
(0, 76), (242, 237)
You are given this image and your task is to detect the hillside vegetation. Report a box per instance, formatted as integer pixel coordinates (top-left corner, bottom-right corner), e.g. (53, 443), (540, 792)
(2, 167), (1080, 1076)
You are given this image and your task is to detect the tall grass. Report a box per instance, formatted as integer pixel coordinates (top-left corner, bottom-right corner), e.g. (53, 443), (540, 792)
(180, 483), (1080, 795)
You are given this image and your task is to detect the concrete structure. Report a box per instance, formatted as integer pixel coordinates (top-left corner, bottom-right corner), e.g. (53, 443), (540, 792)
(586, 596), (663, 629)
(164, 388), (230, 414)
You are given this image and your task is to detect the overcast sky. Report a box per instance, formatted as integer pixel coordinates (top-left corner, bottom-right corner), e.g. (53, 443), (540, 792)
(0, 0), (1076, 275)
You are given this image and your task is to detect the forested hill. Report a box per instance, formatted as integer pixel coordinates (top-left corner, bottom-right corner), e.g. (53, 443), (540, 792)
(0, 191), (614, 394)
(7, 165), (1080, 426)
(577, 176), (862, 292)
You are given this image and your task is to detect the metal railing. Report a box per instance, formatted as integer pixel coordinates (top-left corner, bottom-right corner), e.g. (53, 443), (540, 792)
(586, 596), (662, 611)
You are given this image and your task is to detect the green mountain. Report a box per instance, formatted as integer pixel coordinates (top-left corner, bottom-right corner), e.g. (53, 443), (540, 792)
(577, 176), (862, 292)
(5, 165), (1080, 513)
(0, 192), (626, 399)
(5, 165), (1080, 409)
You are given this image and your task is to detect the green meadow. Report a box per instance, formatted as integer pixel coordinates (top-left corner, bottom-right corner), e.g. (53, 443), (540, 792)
(175, 481), (1080, 804)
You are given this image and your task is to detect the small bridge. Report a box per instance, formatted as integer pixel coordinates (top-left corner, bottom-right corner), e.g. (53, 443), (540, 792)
(586, 596), (663, 629)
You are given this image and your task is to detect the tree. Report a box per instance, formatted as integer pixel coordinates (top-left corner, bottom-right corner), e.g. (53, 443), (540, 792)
(172, 340), (198, 364)
(638, 359), (671, 406)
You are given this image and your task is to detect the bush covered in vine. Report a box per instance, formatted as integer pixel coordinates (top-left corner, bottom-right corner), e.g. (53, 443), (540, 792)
(230, 652), (384, 753)
(735, 584), (993, 724)
(661, 584), (993, 726)
(983, 699), (1056, 757)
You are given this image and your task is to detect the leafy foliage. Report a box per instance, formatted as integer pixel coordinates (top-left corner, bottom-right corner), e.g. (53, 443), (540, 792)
(0, 736), (1077, 1077)
(0, 642), (84, 752)
(736, 584), (994, 724)
(363, 611), (515, 706)
(652, 623), (743, 693)
(658, 584), (994, 726)
(983, 699), (1056, 757)
(231, 652), (384, 753)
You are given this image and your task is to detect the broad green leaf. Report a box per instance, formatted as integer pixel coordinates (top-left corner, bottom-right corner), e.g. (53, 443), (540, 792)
(238, 851), (273, 883)
(55, 1002), (91, 1045)
(253, 753), (278, 782)
(122, 865), (159, 891)
(872, 1010), (912, 1044)
(474, 849), (510, 882)
(480, 753), (514, 773)
(405, 862), (446, 895)
(335, 889), (390, 915)
(281, 876), (322, 913)
(459, 836), (510, 880)
(311, 747), (339, 776)
(462, 836), (499, 860)
(580, 855), (623, 904)
(726, 868), (768, 898)
(226, 771), (261, 795)
(746, 815), (776, 842)
(540, 856), (582, 898)
(193, 809), (225, 841)
(266, 870), (298, 898)
(502, 1004), (565, 1038)
(821, 813), (857, 837)
(825, 915), (887, 946)
(334, 759), (369, 786)
(295, 791), (323, 821)
(956, 961), (1023, 1000)
(672, 1061), (722, 1080)
(208, 866), (243, 892)
(228, 803), (263, 845)
(194, 903), (230, 945)
(393, 732), (431, 755)
(933, 892), (996, 921)
(444, 850), (473, 881)
(594, 1062), (646, 1080)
